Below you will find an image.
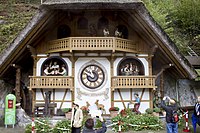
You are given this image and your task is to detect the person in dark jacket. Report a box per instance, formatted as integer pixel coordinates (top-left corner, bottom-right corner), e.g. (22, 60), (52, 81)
(82, 116), (107, 133)
(161, 96), (179, 133)
(192, 96), (200, 133)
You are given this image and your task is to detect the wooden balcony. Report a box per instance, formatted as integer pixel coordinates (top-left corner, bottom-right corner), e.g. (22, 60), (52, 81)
(111, 76), (156, 91)
(29, 76), (74, 90)
(29, 76), (156, 91)
(47, 37), (136, 53)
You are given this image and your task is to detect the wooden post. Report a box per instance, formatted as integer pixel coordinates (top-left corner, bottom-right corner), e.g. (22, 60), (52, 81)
(12, 64), (22, 104)
(110, 54), (114, 107)
(71, 54), (76, 103)
(16, 68), (21, 103)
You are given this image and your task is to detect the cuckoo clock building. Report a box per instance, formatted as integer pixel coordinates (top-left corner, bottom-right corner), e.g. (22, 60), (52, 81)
(0, 0), (199, 115)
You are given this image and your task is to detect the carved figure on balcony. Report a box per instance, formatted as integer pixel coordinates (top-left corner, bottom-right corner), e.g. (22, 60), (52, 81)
(103, 28), (109, 37)
(44, 65), (51, 76)
(115, 28), (122, 37)
(124, 64), (130, 76)
(133, 93), (141, 114)
(50, 61), (60, 75)
(59, 65), (67, 76)
(129, 63), (135, 75)
(133, 65), (139, 75)
(88, 24), (97, 37)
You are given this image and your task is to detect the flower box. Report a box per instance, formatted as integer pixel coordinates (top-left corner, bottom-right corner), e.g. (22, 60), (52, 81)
(110, 110), (118, 118)
(109, 107), (119, 118)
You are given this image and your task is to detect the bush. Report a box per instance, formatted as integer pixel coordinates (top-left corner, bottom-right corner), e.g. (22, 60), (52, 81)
(25, 118), (52, 133)
(52, 120), (71, 133)
(153, 107), (161, 113)
(61, 108), (72, 113)
(111, 113), (163, 132)
(145, 108), (153, 114)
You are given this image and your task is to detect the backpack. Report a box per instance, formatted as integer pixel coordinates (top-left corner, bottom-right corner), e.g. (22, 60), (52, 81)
(172, 110), (179, 123)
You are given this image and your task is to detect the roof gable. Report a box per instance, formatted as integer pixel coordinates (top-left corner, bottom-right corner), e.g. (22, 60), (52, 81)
(0, 1), (197, 79)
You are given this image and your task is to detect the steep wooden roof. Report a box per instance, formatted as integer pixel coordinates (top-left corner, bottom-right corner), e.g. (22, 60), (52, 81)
(0, 0), (197, 79)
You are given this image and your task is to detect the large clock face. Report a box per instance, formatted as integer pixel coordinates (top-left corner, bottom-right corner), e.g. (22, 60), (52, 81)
(80, 64), (105, 89)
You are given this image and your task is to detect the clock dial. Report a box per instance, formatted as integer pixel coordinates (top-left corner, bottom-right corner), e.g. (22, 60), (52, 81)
(81, 64), (105, 89)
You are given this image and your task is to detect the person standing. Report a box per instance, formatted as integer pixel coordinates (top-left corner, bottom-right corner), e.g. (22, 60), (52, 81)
(71, 102), (83, 133)
(161, 96), (179, 133)
(192, 96), (200, 133)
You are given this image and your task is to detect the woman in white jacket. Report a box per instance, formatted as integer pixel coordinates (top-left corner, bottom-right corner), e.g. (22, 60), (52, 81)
(71, 102), (83, 133)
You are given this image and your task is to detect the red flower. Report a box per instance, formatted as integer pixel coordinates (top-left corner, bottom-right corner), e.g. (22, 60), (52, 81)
(109, 107), (119, 111)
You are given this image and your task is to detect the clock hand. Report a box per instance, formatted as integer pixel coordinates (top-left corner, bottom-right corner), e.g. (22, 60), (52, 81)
(84, 71), (92, 77)
(89, 69), (94, 78)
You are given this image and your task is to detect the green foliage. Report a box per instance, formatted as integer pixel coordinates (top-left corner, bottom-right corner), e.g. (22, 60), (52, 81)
(25, 123), (32, 133)
(153, 108), (161, 113)
(145, 108), (153, 114)
(25, 118), (52, 133)
(143, 0), (200, 55)
(94, 119), (103, 129)
(52, 120), (71, 133)
(111, 113), (163, 132)
(0, 3), (38, 54)
(61, 108), (72, 113)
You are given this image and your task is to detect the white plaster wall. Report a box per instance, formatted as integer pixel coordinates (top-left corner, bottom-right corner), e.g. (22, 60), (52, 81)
(74, 58), (111, 114)
(36, 57), (72, 110)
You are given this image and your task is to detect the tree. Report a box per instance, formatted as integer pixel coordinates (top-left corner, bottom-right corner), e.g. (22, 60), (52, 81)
(143, 0), (200, 55)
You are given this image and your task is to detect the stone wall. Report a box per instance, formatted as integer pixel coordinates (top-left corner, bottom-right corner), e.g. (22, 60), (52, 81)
(0, 80), (14, 108)
(178, 79), (200, 107)
(0, 80), (14, 120)
(163, 72), (200, 107)
(163, 73), (177, 100)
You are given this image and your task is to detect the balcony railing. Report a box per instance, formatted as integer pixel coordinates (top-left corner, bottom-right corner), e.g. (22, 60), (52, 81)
(29, 76), (74, 90)
(29, 76), (156, 91)
(111, 76), (156, 91)
(47, 37), (136, 53)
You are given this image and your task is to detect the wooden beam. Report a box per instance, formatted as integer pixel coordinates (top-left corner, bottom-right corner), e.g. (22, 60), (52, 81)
(117, 89), (126, 109)
(59, 89), (68, 109)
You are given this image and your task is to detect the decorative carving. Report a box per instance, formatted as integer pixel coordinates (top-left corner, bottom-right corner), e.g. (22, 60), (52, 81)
(88, 24), (97, 36)
(118, 58), (144, 76)
(103, 28), (109, 37)
(76, 88), (109, 100)
(42, 58), (68, 76)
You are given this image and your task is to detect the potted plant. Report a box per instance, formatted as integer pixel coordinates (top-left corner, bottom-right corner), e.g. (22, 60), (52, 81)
(120, 109), (127, 117)
(109, 107), (119, 117)
(145, 108), (153, 114)
(81, 106), (89, 116)
(62, 108), (72, 119)
(153, 107), (161, 117)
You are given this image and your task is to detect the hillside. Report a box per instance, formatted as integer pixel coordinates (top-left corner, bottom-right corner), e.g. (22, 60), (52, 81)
(0, 3), (39, 54)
